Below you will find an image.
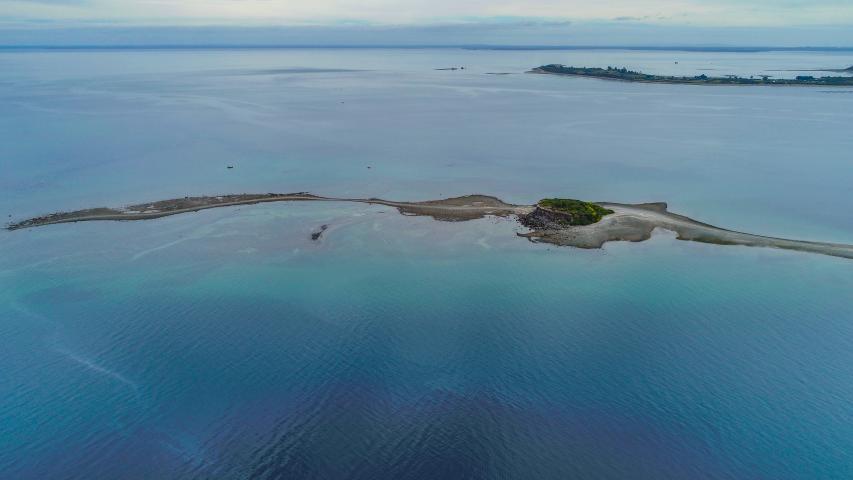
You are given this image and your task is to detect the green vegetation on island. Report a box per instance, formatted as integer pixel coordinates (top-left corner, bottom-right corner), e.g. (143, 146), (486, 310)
(535, 65), (853, 86)
(537, 198), (614, 225)
(6, 192), (853, 259)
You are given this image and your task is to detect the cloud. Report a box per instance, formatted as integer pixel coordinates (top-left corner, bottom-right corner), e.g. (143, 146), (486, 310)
(10, 0), (87, 4)
(0, 0), (852, 28)
(2, 21), (853, 47)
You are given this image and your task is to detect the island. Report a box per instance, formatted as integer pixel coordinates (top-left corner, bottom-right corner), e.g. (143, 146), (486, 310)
(531, 65), (853, 86)
(6, 193), (853, 260)
(525, 198), (614, 226)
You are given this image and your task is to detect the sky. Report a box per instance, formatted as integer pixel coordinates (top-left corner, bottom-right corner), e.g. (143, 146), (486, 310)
(1, 0), (852, 46)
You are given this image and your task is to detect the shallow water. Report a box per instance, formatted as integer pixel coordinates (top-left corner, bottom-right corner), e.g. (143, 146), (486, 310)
(2, 47), (853, 240)
(1, 49), (852, 479)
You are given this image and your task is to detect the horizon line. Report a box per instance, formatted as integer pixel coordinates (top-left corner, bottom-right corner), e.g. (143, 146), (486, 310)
(3, 44), (853, 52)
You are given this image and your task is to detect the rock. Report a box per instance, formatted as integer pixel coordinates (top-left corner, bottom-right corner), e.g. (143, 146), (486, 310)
(311, 224), (329, 241)
(519, 206), (575, 230)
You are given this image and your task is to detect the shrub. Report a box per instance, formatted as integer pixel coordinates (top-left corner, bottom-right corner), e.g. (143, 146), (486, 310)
(538, 198), (614, 225)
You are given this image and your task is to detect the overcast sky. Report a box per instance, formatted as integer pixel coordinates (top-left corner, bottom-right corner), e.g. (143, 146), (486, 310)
(1, 0), (852, 46)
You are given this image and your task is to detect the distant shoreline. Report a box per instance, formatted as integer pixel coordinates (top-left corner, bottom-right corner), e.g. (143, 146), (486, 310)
(7, 193), (853, 260)
(3, 45), (853, 53)
(532, 65), (853, 86)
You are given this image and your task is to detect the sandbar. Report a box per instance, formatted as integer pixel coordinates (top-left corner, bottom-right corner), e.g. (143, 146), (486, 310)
(7, 193), (852, 260)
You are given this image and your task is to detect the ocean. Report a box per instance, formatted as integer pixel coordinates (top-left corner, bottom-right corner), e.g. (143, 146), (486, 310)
(1, 47), (852, 479)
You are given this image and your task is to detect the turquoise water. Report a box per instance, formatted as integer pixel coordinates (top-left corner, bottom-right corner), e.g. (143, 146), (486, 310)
(1, 49), (853, 479)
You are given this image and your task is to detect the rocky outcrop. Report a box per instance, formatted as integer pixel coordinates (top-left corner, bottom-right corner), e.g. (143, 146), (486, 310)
(519, 206), (578, 230)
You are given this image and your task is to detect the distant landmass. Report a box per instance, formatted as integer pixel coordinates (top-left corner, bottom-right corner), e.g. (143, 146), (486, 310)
(533, 64), (853, 86)
(3, 45), (853, 53)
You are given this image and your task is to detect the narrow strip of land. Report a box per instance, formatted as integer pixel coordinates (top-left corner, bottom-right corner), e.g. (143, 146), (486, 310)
(5, 193), (530, 230)
(6, 193), (852, 260)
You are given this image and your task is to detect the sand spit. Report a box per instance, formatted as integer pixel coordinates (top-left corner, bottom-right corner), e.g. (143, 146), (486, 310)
(520, 202), (853, 259)
(7, 193), (852, 260)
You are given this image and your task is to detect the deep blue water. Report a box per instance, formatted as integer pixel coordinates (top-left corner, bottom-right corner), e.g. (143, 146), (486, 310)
(1, 48), (852, 479)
